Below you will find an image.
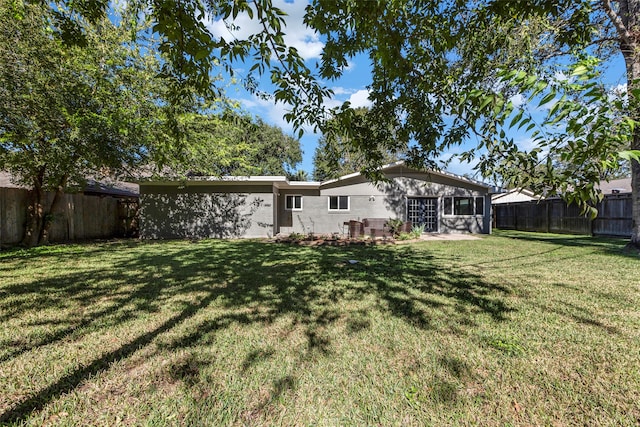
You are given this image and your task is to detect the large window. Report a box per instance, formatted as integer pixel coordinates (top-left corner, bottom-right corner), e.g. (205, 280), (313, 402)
(444, 196), (484, 216)
(285, 195), (302, 211)
(328, 195), (349, 211)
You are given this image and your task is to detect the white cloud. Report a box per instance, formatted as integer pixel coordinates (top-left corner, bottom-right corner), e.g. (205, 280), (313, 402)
(330, 86), (353, 95)
(509, 93), (526, 108)
(206, 0), (323, 61)
(436, 152), (479, 177)
(612, 83), (627, 95)
(514, 137), (537, 151)
(347, 89), (372, 108)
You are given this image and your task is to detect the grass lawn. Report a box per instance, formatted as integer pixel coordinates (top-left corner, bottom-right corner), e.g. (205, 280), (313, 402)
(0, 230), (638, 426)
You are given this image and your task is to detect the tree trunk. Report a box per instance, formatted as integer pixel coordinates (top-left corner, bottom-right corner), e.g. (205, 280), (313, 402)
(38, 175), (68, 245)
(20, 168), (46, 248)
(20, 167), (69, 247)
(21, 188), (45, 248)
(617, 0), (640, 249)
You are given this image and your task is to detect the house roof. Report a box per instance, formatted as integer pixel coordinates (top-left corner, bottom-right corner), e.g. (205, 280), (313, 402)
(0, 171), (139, 197)
(319, 161), (493, 190)
(139, 161), (494, 191)
(597, 177), (631, 195)
(492, 187), (542, 202)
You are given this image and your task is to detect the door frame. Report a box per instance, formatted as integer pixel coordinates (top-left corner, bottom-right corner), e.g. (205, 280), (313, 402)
(406, 196), (439, 233)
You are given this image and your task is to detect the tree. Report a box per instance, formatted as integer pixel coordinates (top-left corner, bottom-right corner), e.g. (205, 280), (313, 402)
(303, 1), (640, 248)
(287, 170), (309, 181)
(313, 108), (403, 181)
(13, 1), (640, 247)
(0, 1), (168, 246)
(174, 112), (302, 177)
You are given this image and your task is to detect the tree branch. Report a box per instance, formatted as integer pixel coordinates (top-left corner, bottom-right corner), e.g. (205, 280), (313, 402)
(601, 0), (635, 48)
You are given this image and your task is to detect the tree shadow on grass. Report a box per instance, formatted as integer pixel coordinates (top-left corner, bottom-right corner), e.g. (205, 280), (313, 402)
(494, 230), (635, 258)
(0, 239), (513, 423)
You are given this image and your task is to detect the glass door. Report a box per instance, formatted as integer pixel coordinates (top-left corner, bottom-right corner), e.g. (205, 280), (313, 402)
(407, 198), (438, 232)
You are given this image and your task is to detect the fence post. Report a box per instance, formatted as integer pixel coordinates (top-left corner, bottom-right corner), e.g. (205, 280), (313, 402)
(545, 201), (550, 233)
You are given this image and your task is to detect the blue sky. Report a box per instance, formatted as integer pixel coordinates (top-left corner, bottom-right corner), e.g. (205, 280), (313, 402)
(206, 0), (374, 177)
(206, 0), (629, 179)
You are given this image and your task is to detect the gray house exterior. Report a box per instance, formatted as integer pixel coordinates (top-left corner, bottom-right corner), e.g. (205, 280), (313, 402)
(139, 163), (494, 239)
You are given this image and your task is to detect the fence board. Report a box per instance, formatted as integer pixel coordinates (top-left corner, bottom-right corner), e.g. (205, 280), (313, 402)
(494, 194), (632, 237)
(0, 187), (138, 246)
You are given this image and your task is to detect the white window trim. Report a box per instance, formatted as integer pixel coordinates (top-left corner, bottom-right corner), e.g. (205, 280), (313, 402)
(328, 195), (350, 212)
(285, 194), (303, 211)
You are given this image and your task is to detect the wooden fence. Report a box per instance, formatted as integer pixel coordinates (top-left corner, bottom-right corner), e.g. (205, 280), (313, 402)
(0, 187), (138, 246)
(493, 194), (632, 237)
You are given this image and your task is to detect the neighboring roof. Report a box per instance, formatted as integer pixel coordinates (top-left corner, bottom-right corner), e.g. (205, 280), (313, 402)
(0, 171), (139, 197)
(0, 171), (23, 189)
(492, 188), (542, 204)
(83, 179), (139, 197)
(597, 177), (631, 195)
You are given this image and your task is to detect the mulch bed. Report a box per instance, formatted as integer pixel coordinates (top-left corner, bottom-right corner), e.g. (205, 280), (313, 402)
(272, 236), (417, 246)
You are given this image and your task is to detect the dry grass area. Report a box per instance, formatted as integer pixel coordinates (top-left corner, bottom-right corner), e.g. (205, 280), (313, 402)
(0, 231), (638, 426)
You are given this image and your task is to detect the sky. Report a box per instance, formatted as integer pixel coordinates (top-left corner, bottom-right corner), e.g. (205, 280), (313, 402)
(206, 0), (629, 180)
(206, 0), (375, 177)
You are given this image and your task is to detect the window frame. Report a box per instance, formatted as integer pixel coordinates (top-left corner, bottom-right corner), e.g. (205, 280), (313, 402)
(328, 195), (350, 212)
(443, 196), (485, 216)
(285, 194), (303, 211)
(475, 196), (484, 215)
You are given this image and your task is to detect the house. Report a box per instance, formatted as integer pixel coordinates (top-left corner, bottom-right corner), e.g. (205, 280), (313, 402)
(597, 177), (631, 195)
(491, 187), (542, 205)
(138, 162), (495, 239)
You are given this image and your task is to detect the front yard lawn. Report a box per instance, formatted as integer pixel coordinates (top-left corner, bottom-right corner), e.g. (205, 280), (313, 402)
(0, 231), (638, 426)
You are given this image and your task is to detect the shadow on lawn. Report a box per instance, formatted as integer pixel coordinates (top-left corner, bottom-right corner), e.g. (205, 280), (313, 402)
(0, 239), (512, 423)
(494, 230), (635, 258)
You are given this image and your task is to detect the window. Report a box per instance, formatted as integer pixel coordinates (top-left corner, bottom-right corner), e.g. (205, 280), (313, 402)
(444, 196), (484, 216)
(444, 197), (453, 215)
(454, 197), (473, 215)
(285, 195), (302, 211)
(328, 195), (349, 211)
(475, 197), (484, 215)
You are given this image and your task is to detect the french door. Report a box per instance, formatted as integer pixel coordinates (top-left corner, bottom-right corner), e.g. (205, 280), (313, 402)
(407, 198), (438, 232)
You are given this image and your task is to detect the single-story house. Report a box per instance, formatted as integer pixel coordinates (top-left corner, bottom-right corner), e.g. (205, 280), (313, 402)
(597, 177), (632, 195)
(139, 162), (496, 239)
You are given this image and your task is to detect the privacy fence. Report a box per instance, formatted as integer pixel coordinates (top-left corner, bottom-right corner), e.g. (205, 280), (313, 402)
(0, 187), (138, 247)
(493, 194), (632, 237)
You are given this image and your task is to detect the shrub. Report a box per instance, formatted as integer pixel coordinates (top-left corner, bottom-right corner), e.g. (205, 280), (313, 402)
(410, 224), (425, 239)
(386, 218), (404, 236)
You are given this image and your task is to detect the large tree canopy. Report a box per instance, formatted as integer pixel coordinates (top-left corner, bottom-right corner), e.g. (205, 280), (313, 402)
(176, 112), (302, 177)
(0, 0), (170, 246)
(11, 0), (640, 247)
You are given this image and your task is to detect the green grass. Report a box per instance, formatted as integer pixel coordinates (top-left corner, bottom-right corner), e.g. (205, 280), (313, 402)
(0, 230), (638, 426)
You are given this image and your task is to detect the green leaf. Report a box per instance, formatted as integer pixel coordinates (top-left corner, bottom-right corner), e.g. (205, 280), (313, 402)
(538, 91), (556, 108)
(571, 65), (589, 77)
(509, 109), (524, 128)
(619, 150), (640, 161)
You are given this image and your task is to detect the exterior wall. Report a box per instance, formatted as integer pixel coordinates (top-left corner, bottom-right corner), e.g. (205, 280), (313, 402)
(138, 168), (492, 239)
(140, 184), (274, 239)
(278, 175), (490, 235)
